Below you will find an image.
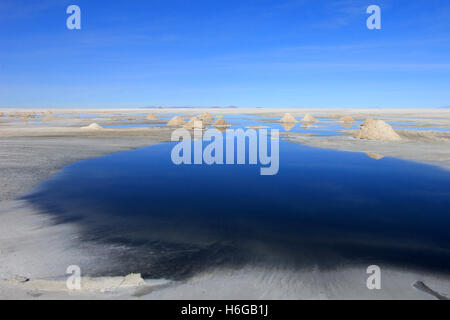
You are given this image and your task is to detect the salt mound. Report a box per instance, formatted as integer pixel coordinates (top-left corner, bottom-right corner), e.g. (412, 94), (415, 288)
(20, 112), (35, 119)
(366, 152), (385, 160)
(357, 118), (401, 141)
(8, 112), (23, 118)
(167, 116), (186, 126)
(339, 115), (354, 122)
(184, 117), (205, 130)
(330, 113), (339, 119)
(119, 273), (146, 287)
(280, 113), (297, 123)
(198, 112), (213, 120)
(145, 113), (159, 120)
(81, 123), (103, 130)
(213, 118), (230, 126)
(302, 113), (316, 122)
(43, 115), (58, 122)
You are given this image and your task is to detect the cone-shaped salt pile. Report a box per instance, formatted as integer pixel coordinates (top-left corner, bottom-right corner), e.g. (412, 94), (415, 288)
(280, 113), (297, 123)
(43, 115), (58, 122)
(81, 123), (103, 130)
(198, 112), (213, 120)
(119, 273), (146, 287)
(213, 118), (230, 126)
(184, 117), (205, 130)
(365, 152), (384, 160)
(302, 113), (316, 122)
(339, 115), (354, 122)
(0, 112), (4, 117)
(167, 116), (186, 126)
(145, 113), (159, 120)
(331, 113), (339, 119)
(357, 118), (401, 141)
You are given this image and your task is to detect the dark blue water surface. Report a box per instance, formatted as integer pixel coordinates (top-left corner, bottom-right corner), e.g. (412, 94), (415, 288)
(23, 141), (450, 279)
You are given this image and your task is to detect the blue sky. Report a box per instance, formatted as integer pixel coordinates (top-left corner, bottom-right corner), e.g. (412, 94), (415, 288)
(1, 0), (449, 108)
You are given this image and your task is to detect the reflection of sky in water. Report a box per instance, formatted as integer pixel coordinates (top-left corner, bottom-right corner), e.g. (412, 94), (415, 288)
(23, 141), (450, 279)
(215, 115), (349, 136)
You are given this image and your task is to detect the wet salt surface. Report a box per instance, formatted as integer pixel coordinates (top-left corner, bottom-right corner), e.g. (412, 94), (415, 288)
(103, 124), (163, 128)
(22, 138), (450, 280)
(388, 121), (450, 132)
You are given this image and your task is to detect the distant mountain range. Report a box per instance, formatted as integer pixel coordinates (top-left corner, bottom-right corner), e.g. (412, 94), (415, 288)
(140, 106), (239, 109)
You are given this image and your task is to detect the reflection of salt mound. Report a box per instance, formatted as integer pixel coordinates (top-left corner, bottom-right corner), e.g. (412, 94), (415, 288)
(81, 123), (103, 130)
(167, 116), (186, 126)
(43, 115), (58, 122)
(213, 118), (230, 126)
(340, 123), (352, 129)
(212, 126), (227, 133)
(357, 118), (401, 141)
(145, 113), (159, 120)
(339, 115), (354, 122)
(245, 125), (268, 129)
(302, 113), (316, 122)
(281, 122), (296, 131)
(198, 112), (213, 120)
(280, 113), (297, 123)
(184, 117), (205, 130)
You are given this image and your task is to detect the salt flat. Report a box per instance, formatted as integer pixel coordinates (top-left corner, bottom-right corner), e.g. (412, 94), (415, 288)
(0, 108), (449, 299)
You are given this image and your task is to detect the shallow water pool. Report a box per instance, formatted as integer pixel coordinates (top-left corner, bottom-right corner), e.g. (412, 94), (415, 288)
(23, 139), (450, 279)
